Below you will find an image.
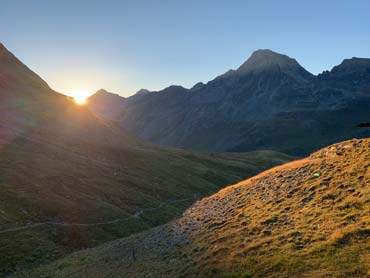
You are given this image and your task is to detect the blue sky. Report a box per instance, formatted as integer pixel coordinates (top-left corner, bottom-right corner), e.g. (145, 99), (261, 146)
(1, 0), (369, 97)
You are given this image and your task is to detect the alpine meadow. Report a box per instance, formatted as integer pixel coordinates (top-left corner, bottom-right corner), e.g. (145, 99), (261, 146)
(1, 1), (369, 277)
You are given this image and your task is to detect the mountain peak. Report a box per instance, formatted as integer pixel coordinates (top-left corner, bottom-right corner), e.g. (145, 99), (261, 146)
(0, 42), (13, 61)
(190, 82), (205, 91)
(236, 49), (314, 81)
(237, 49), (302, 73)
(92, 88), (122, 99)
(251, 49), (286, 59)
(159, 85), (187, 94)
(331, 57), (370, 75)
(88, 89), (125, 118)
(0, 43), (20, 63)
(135, 88), (151, 96)
(0, 42), (52, 95)
(96, 88), (113, 95)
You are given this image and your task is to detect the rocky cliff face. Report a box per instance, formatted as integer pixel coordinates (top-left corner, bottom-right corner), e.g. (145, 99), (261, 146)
(90, 50), (370, 155)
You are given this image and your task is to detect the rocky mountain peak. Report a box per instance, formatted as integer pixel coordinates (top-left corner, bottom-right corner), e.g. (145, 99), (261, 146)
(135, 88), (151, 96)
(159, 85), (187, 94)
(95, 88), (108, 94)
(190, 82), (205, 91)
(330, 57), (370, 75)
(95, 88), (113, 95)
(237, 49), (312, 78)
(91, 88), (123, 100)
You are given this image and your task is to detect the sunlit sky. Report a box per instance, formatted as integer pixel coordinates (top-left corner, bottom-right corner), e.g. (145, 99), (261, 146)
(1, 0), (369, 97)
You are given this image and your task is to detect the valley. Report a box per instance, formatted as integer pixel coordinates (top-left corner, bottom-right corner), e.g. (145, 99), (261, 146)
(1, 3), (369, 278)
(27, 138), (370, 278)
(0, 43), (291, 276)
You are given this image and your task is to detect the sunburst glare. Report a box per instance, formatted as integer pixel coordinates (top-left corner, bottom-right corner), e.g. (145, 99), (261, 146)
(71, 90), (89, 105)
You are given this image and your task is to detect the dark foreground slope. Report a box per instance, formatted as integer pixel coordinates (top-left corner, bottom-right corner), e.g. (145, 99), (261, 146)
(0, 43), (292, 275)
(90, 50), (370, 155)
(33, 138), (370, 278)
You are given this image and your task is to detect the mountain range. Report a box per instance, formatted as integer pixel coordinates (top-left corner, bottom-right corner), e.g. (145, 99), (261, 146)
(0, 43), (291, 275)
(89, 49), (370, 155)
(2, 41), (370, 277)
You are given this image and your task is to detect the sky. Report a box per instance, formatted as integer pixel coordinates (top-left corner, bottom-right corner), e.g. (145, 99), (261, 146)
(1, 0), (369, 97)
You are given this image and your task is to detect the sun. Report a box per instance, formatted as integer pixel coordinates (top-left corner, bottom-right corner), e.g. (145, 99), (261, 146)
(71, 90), (89, 105)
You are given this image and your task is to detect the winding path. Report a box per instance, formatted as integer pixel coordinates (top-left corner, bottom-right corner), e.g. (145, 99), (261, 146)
(0, 195), (199, 234)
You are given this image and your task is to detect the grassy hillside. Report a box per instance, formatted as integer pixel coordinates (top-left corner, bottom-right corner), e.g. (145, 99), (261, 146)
(30, 138), (370, 278)
(0, 105), (291, 276)
(0, 42), (293, 276)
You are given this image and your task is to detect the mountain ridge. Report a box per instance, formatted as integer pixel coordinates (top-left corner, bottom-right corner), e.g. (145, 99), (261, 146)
(89, 49), (370, 155)
(90, 49), (370, 99)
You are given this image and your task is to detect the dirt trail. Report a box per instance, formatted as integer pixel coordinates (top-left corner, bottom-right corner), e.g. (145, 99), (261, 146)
(0, 196), (199, 234)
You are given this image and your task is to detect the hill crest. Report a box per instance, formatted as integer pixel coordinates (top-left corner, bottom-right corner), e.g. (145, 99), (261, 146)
(31, 138), (370, 277)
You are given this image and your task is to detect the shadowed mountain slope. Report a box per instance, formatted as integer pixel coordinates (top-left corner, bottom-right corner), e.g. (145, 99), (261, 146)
(0, 43), (292, 275)
(32, 138), (370, 278)
(88, 89), (126, 119)
(90, 50), (370, 155)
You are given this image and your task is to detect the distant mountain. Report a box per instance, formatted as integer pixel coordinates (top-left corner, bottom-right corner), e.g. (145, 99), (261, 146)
(135, 88), (151, 96)
(33, 138), (370, 277)
(236, 49), (313, 81)
(88, 88), (126, 119)
(89, 49), (370, 155)
(0, 43), (291, 275)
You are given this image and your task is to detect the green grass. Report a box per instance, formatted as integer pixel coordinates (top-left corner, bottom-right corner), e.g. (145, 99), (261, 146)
(0, 57), (292, 276)
(25, 139), (370, 278)
(0, 124), (291, 276)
